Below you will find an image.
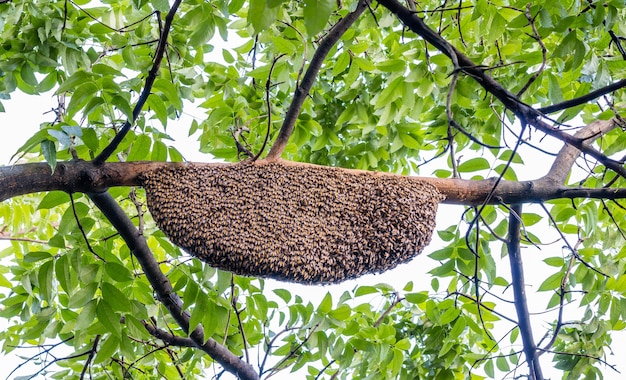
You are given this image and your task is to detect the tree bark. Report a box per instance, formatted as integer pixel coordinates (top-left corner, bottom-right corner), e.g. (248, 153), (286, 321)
(2, 157), (625, 205)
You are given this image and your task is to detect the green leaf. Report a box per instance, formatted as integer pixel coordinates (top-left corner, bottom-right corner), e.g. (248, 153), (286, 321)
(189, 17), (215, 47)
(405, 292), (428, 304)
(303, 0), (334, 36)
(399, 133), (420, 150)
(543, 257), (564, 267)
(538, 272), (563, 292)
(97, 299), (122, 336)
(55, 70), (93, 94)
(273, 289), (291, 303)
(147, 94), (168, 127)
(484, 358), (495, 378)
(355, 285), (378, 297)
(376, 59), (406, 73)
(429, 260), (455, 276)
(332, 52), (351, 76)
(38, 191), (70, 210)
(127, 133), (152, 161)
(69, 282), (98, 308)
(36, 71), (58, 92)
(111, 95), (134, 121)
(101, 282), (131, 312)
(67, 82), (99, 117)
(94, 335), (120, 365)
(457, 157), (490, 172)
(374, 76), (404, 108)
(228, 0), (246, 13)
(189, 292), (208, 335)
(151, 140), (167, 161)
(318, 292), (332, 314)
(487, 12), (506, 43)
(521, 213), (542, 226)
(11, 129), (51, 162)
(248, 0), (279, 34)
(81, 127), (99, 152)
(547, 73), (564, 105)
(329, 304), (351, 320)
(41, 139), (57, 172)
(153, 78), (183, 111)
(24, 251), (53, 262)
(168, 146), (183, 162)
(0, 273), (12, 288)
(82, 96), (105, 118)
(449, 317), (466, 339)
(151, 0), (170, 12)
(75, 300), (97, 330)
(38, 260), (54, 302)
(55, 254), (73, 294)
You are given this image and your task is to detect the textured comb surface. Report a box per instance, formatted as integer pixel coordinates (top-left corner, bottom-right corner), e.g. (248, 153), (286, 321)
(140, 161), (443, 284)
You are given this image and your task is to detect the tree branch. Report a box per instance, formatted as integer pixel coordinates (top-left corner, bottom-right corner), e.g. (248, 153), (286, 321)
(79, 335), (101, 380)
(539, 119), (618, 185)
(376, 0), (626, 179)
(142, 321), (196, 348)
(265, 0), (368, 160)
(87, 191), (259, 380)
(507, 204), (543, 380)
(4, 157), (626, 205)
(539, 79), (626, 114)
(92, 0), (182, 164)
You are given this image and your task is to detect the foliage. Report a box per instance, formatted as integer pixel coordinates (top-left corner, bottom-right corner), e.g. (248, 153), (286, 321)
(0, 0), (625, 379)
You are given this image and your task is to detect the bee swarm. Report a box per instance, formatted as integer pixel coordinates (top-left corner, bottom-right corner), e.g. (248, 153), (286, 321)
(139, 161), (444, 284)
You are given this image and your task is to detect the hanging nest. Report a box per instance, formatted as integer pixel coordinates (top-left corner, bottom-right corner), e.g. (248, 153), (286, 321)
(139, 160), (444, 284)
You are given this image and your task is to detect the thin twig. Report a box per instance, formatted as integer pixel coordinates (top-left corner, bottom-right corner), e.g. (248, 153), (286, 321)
(93, 1), (182, 164)
(374, 292), (402, 327)
(449, 292), (517, 324)
(69, 192), (104, 261)
(609, 31), (626, 60)
(538, 254), (575, 354)
(230, 276), (250, 363)
(539, 203), (608, 277)
(536, 348), (620, 374)
(516, 4), (547, 97)
(252, 54), (285, 161)
(79, 335), (101, 380)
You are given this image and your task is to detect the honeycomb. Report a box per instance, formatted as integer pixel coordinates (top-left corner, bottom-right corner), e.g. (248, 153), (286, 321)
(139, 160), (444, 284)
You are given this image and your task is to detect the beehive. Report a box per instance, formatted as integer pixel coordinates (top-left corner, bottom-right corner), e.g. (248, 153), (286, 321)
(139, 160), (444, 284)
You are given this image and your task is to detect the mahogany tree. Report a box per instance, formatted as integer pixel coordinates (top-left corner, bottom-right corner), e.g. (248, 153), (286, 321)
(0, 0), (625, 379)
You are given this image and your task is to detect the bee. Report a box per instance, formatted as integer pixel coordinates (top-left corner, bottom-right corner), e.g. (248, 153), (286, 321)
(140, 161), (444, 284)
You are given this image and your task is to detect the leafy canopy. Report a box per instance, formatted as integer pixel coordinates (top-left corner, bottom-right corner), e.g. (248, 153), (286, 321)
(0, 0), (625, 379)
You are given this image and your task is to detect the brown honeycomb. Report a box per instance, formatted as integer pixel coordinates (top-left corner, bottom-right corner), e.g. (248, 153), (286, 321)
(139, 160), (444, 284)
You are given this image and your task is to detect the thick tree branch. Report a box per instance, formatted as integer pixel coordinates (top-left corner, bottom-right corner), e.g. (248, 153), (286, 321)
(93, 0), (182, 164)
(0, 161), (182, 201)
(265, 0), (368, 160)
(143, 321), (196, 348)
(539, 79), (626, 114)
(539, 119), (617, 185)
(507, 204), (543, 380)
(3, 157), (626, 205)
(376, 0), (626, 179)
(87, 191), (259, 380)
